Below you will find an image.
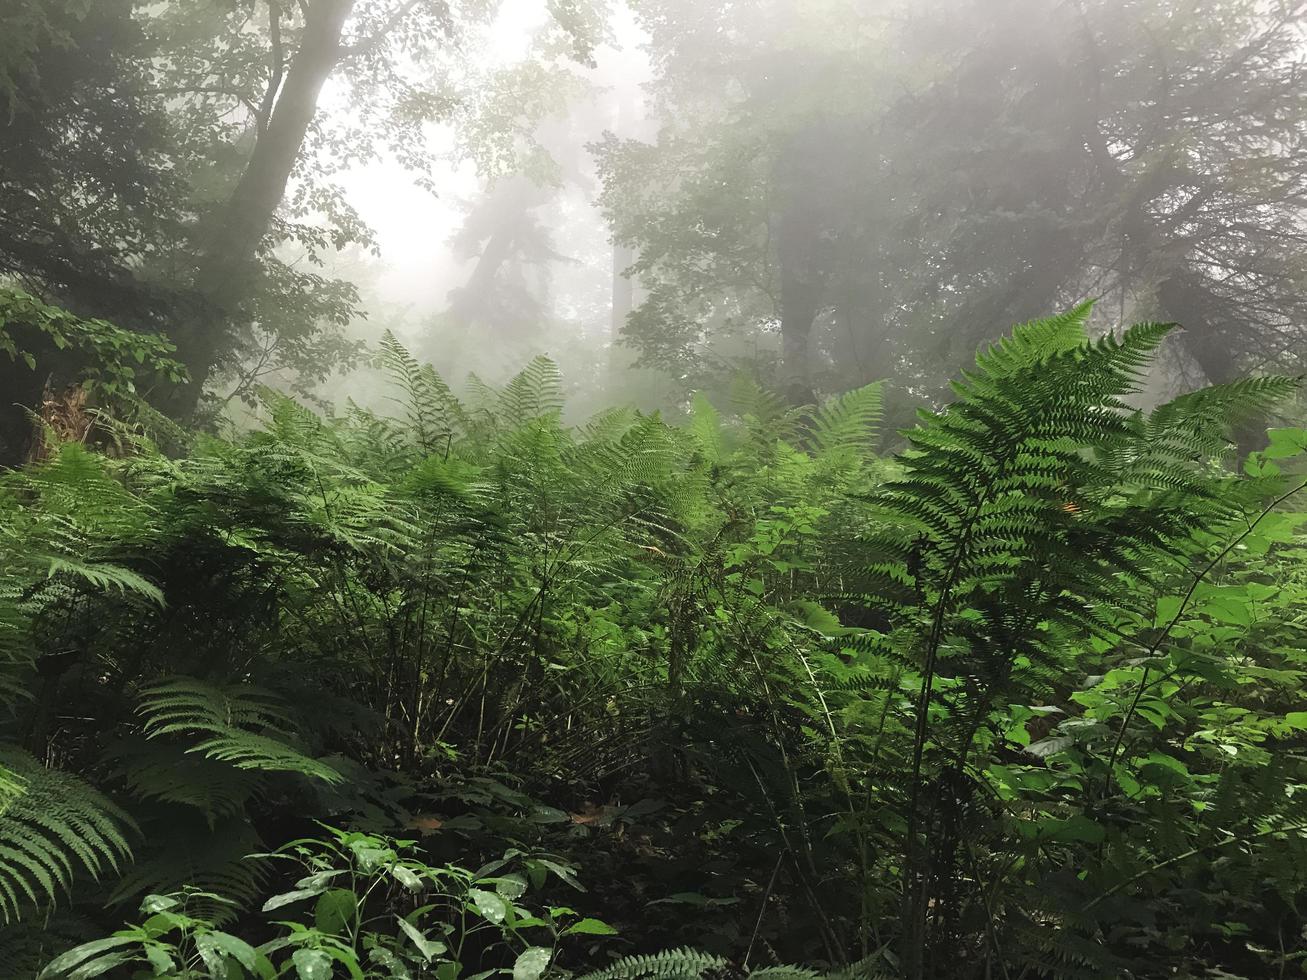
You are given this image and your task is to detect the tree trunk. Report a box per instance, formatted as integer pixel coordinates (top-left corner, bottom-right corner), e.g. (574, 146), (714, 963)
(771, 127), (830, 406)
(172, 0), (355, 411)
(777, 202), (822, 405)
(1157, 275), (1264, 457)
(448, 221), (520, 324)
(214, 0), (353, 268)
(608, 242), (635, 378)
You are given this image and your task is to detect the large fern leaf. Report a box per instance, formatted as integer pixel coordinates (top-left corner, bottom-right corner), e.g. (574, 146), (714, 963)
(0, 747), (134, 923)
(106, 814), (266, 924)
(108, 739), (262, 827)
(378, 331), (469, 451)
(499, 355), (565, 421)
(576, 948), (728, 980)
(809, 381), (884, 461)
(136, 679), (342, 785)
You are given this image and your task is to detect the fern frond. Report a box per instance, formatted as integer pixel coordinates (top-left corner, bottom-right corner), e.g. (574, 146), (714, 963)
(730, 374), (805, 445)
(748, 968), (822, 980)
(106, 814), (266, 923)
(137, 679), (342, 784)
(820, 952), (894, 980)
(500, 355), (564, 421)
(688, 392), (725, 464)
(576, 948), (728, 980)
(45, 557), (164, 606)
(1146, 375), (1300, 457)
(971, 301), (1093, 380)
(0, 747), (134, 923)
(808, 381), (884, 462)
(109, 739), (261, 827)
(378, 331), (468, 451)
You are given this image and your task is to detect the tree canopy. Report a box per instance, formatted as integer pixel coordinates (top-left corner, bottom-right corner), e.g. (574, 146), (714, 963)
(598, 0), (1307, 410)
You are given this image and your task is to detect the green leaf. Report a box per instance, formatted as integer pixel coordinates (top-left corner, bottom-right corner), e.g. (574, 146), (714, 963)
(1200, 596), (1251, 626)
(494, 873), (527, 900)
(392, 864), (425, 891)
(144, 944), (176, 975)
(1033, 814), (1105, 844)
(314, 888), (358, 935)
(526, 806), (569, 824)
(1264, 427), (1307, 459)
(1155, 596), (1184, 626)
(68, 952), (135, 980)
(513, 947), (551, 980)
(195, 933), (233, 979)
(531, 858), (583, 891)
(396, 916), (447, 961)
(468, 888), (508, 923)
(325, 947), (365, 980)
(263, 886), (326, 912)
(38, 936), (139, 979)
(1141, 752), (1190, 777)
(208, 933), (273, 979)
(293, 948), (333, 980)
(563, 917), (618, 936)
(1025, 734), (1074, 759)
(140, 894), (179, 914)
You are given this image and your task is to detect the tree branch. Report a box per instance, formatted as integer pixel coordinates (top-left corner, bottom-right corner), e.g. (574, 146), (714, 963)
(338, 0), (429, 60)
(256, 1), (287, 136)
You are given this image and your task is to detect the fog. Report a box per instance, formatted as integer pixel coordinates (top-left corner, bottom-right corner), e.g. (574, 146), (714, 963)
(308, 0), (658, 420)
(5, 0), (1305, 440)
(5, 3), (1307, 976)
(305, 0), (1307, 435)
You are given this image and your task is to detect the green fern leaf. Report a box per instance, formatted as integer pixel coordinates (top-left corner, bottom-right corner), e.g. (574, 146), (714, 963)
(0, 747), (134, 923)
(137, 679), (342, 785)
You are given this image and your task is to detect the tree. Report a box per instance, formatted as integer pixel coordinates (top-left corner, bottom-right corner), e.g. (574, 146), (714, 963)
(891, 0), (1307, 389)
(151, 0), (504, 411)
(597, 0), (1307, 408)
(596, 0), (897, 401)
(0, 0), (193, 459)
(0, 0), (606, 429)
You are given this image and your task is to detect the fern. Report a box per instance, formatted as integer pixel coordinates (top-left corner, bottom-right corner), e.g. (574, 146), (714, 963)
(0, 913), (101, 980)
(0, 747), (134, 923)
(853, 309), (1299, 975)
(45, 556), (164, 606)
(730, 374), (806, 446)
(577, 948), (728, 980)
(968, 299), (1093, 379)
(136, 679), (342, 784)
(688, 392), (726, 465)
(378, 330), (469, 452)
(578, 952), (891, 980)
(1144, 375), (1300, 457)
(808, 381), (884, 462)
(499, 355), (565, 421)
(108, 739), (262, 827)
(106, 815), (267, 923)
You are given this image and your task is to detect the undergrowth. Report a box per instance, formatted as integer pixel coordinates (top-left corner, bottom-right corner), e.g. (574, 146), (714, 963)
(1, 307), (1306, 979)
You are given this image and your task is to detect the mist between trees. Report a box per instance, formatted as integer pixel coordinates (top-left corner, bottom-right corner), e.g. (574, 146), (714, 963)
(2, 2), (1307, 979)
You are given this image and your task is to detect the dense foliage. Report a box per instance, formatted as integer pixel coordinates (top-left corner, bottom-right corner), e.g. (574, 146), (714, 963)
(0, 0), (604, 444)
(1, 305), (1305, 978)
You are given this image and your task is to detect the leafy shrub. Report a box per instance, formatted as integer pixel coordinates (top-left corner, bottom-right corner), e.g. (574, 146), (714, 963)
(2, 309), (1305, 979)
(38, 826), (611, 979)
